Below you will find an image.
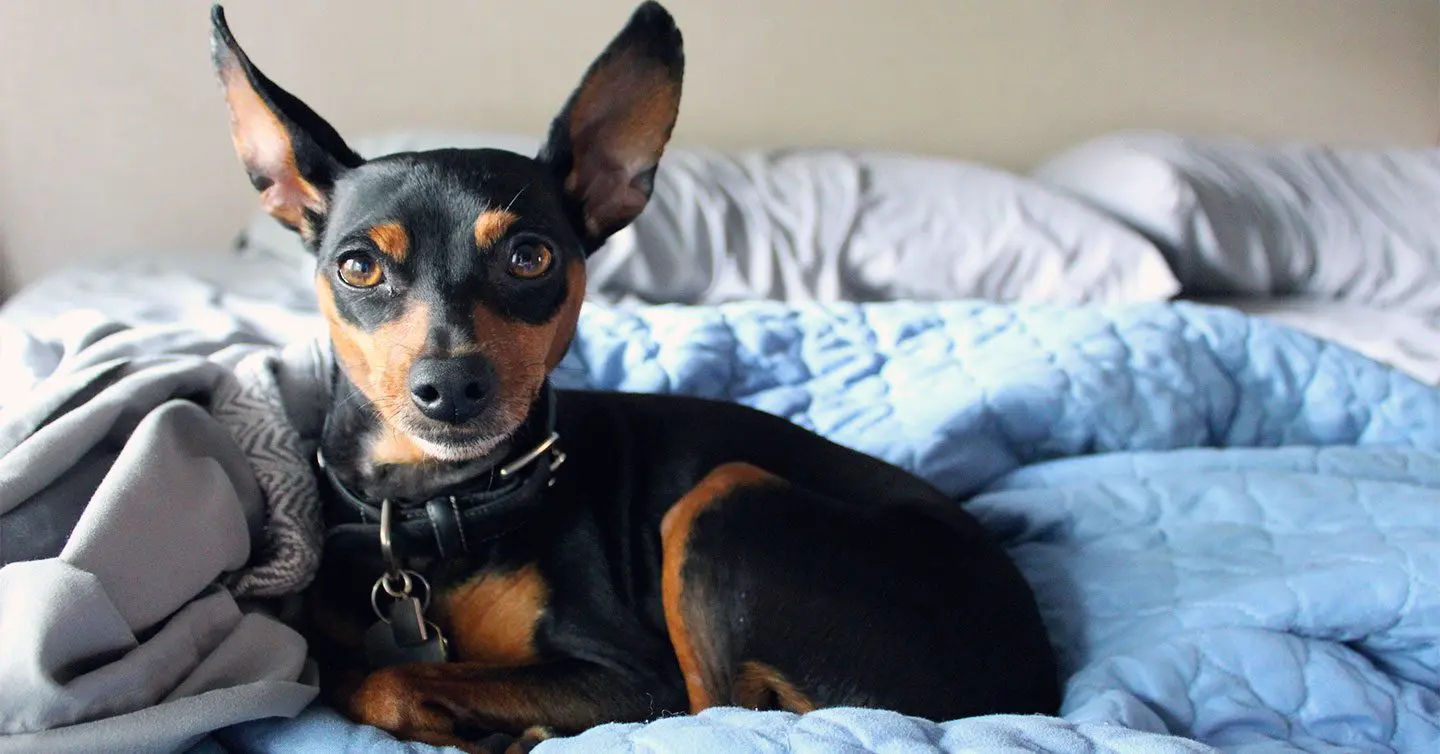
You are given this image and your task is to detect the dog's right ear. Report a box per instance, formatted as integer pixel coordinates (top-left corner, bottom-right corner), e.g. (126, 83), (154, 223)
(210, 5), (362, 247)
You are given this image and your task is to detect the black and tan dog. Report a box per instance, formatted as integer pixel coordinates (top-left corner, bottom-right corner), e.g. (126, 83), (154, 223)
(209, 3), (1058, 751)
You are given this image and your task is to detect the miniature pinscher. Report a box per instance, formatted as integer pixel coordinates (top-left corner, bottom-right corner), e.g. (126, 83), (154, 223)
(209, 3), (1059, 751)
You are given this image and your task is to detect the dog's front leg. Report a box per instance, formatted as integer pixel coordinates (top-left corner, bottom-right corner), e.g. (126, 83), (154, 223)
(346, 659), (667, 752)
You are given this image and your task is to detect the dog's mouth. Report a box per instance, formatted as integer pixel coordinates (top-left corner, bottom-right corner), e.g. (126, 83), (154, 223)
(389, 397), (534, 464)
(400, 417), (516, 462)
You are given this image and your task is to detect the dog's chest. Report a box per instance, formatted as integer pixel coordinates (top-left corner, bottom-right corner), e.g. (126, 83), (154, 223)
(435, 563), (550, 666)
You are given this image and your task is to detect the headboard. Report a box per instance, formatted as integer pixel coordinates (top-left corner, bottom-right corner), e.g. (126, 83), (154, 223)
(0, 0), (1435, 294)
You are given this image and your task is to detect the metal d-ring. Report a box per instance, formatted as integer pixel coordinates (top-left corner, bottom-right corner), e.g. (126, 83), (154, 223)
(370, 568), (433, 622)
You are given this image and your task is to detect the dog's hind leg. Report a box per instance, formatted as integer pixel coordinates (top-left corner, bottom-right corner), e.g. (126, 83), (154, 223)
(660, 462), (1059, 720)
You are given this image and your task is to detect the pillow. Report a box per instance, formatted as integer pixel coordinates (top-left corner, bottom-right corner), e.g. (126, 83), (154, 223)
(1032, 131), (1440, 313)
(233, 131), (1180, 306)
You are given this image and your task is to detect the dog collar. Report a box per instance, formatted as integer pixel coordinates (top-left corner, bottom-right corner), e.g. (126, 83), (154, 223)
(316, 382), (565, 563)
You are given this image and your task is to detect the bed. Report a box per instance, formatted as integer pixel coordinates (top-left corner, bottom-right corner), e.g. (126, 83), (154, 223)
(2, 131), (1439, 754)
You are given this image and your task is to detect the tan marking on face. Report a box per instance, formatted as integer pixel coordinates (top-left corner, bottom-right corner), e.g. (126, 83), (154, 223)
(220, 65), (326, 236)
(470, 260), (587, 430)
(367, 222), (409, 263)
(438, 564), (549, 667)
(545, 261), (587, 368)
(315, 275), (430, 448)
(474, 209), (519, 249)
(661, 462), (780, 713)
(367, 424), (430, 467)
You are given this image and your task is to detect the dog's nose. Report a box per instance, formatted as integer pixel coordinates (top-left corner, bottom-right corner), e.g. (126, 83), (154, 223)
(408, 355), (494, 424)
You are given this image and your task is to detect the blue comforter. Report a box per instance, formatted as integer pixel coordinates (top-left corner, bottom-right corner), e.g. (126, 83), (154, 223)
(217, 300), (1440, 754)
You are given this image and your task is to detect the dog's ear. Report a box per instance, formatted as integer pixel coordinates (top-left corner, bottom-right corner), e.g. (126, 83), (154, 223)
(539, 1), (683, 252)
(210, 4), (362, 248)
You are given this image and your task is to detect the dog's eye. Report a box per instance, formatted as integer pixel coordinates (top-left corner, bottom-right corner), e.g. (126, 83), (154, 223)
(507, 243), (553, 280)
(337, 252), (384, 288)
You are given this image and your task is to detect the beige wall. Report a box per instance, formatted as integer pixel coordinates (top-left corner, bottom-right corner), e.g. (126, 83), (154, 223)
(1, 0), (1436, 293)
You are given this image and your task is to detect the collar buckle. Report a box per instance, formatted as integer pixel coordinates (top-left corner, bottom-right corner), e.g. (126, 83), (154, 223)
(498, 432), (561, 478)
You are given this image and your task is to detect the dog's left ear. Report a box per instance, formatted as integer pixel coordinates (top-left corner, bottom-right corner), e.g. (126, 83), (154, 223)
(539, 1), (684, 252)
(210, 4), (362, 247)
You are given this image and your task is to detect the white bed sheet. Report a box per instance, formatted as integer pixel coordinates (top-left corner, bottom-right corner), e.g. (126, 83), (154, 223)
(1192, 296), (1440, 385)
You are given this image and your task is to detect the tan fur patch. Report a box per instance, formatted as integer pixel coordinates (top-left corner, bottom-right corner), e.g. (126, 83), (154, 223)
(346, 668), (464, 747)
(474, 209), (519, 249)
(439, 564), (549, 667)
(545, 261), (587, 368)
(346, 660), (605, 742)
(469, 260), (586, 430)
(368, 222), (410, 263)
(367, 424), (431, 467)
(661, 462), (779, 713)
(315, 275), (430, 441)
(733, 660), (817, 713)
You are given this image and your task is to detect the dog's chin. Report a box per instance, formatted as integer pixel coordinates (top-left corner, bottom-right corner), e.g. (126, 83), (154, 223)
(407, 432), (507, 463)
(400, 412), (528, 464)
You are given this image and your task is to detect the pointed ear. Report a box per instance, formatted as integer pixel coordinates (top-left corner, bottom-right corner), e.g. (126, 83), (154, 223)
(538, 1), (684, 251)
(210, 4), (362, 247)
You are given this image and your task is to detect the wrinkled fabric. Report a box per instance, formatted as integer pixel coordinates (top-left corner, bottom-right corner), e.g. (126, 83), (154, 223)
(1034, 131), (1440, 314)
(0, 331), (328, 751)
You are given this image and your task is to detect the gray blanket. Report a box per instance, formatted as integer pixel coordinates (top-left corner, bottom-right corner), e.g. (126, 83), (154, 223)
(0, 322), (332, 753)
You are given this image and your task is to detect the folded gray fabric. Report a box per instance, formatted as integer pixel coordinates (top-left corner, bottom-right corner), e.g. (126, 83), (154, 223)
(0, 321), (332, 752)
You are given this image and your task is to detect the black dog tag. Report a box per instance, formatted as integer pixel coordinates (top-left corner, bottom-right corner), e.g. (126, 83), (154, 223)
(364, 596), (449, 668)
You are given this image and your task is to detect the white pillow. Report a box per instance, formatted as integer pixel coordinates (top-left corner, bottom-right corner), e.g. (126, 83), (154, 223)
(1033, 131), (1440, 313)
(234, 131), (1180, 306)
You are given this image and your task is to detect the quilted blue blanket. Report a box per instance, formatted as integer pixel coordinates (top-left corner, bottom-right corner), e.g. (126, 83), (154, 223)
(215, 300), (1440, 754)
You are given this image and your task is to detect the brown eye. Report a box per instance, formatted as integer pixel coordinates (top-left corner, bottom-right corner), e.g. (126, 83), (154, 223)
(507, 243), (553, 280)
(337, 252), (384, 288)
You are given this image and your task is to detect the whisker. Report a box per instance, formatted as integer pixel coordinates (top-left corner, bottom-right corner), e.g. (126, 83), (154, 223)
(504, 182), (532, 214)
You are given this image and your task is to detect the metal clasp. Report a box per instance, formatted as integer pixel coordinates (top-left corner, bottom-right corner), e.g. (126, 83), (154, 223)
(370, 497), (434, 620)
(378, 498), (402, 584)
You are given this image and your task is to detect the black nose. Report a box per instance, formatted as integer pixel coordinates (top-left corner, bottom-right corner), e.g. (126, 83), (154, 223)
(408, 355), (494, 424)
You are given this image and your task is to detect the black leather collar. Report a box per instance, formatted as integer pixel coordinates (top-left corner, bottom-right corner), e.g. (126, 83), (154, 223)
(317, 382), (564, 563)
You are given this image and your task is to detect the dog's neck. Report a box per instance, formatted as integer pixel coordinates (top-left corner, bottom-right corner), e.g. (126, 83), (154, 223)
(318, 367), (553, 506)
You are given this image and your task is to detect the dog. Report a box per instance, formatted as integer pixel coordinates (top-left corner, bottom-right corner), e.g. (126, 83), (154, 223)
(208, 3), (1059, 751)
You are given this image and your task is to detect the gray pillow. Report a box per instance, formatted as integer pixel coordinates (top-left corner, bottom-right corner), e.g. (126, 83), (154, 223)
(1033, 131), (1440, 313)
(234, 131), (1180, 306)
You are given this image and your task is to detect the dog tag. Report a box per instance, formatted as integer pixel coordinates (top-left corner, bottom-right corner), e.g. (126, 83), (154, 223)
(364, 597), (449, 668)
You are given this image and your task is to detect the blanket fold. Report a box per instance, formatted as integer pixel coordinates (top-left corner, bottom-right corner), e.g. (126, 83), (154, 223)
(0, 327), (329, 751)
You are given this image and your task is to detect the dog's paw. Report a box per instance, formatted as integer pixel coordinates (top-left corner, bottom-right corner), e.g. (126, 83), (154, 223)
(472, 726), (555, 754)
(343, 666), (556, 753)
(346, 666), (454, 739)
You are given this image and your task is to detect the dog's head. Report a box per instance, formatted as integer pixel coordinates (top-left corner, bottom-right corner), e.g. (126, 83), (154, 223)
(210, 3), (682, 469)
